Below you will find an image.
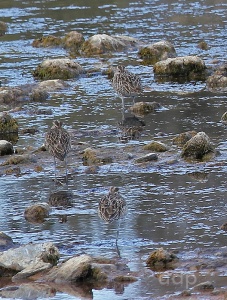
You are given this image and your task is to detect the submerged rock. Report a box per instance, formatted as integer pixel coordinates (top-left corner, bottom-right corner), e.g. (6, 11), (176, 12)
(0, 140), (14, 156)
(118, 115), (145, 142)
(81, 34), (140, 55)
(0, 242), (59, 281)
(32, 58), (84, 80)
(24, 203), (51, 224)
(135, 153), (158, 163)
(220, 222), (227, 231)
(32, 35), (62, 47)
(82, 147), (113, 166)
(138, 40), (176, 64)
(221, 111), (227, 125)
(0, 87), (26, 104)
(181, 131), (214, 160)
(129, 101), (161, 116)
(153, 55), (206, 81)
(146, 247), (178, 271)
(207, 63), (227, 92)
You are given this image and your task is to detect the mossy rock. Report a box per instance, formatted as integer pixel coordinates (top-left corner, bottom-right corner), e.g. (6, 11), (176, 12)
(138, 40), (176, 65)
(173, 131), (197, 147)
(129, 101), (161, 116)
(181, 131), (214, 160)
(0, 112), (19, 134)
(82, 147), (113, 166)
(32, 35), (63, 47)
(198, 40), (209, 50)
(62, 31), (85, 53)
(154, 55), (206, 81)
(146, 247), (178, 271)
(143, 141), (168, 152)
(24, 203), (50, 224)
(2, 154), (29, 165)
(32, 58), (83, 80)
(0, 87), (25, 104)
(48, 190), (74, 208)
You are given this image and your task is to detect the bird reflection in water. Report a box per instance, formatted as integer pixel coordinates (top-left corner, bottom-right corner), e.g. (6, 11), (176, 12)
(118, 113), (145, 142)
(98, 187), (127, 257)
(45, 120), (71, 185)
(48, 188), (74, 223)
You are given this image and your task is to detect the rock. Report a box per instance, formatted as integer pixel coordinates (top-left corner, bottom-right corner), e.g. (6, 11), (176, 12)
(173, 131), (197, 147)
(135, 153), (158, 163)
(0, 242), (59, 280)
(0, 283), (56, 299)
(32, 58), (84, 80)
(146, 247), (178, 271)
(207, 63), (227, 91)
(63, 31), (85, 53)
(36, 79), (70, 92)
(198, 40), (209, 50)
(181, 131), (214, 160)
(44, 254), (93, 283)
(118, 115), (145, 141)
(0, 87), (26, 104)
(81, 34), (140, 55)
(2, 154), (30, 166)
(221, 111), (227, 125)
(138, 40), (176, 64)
(24, 203), (51, 224)
(0, 21), (8, 36)
(0, 232), (14, 250)
(0, 112), (19, 134)
(129, 101), (161, 116)
(192, 281), (214, 291)
(29, 88), (49, 101)
(143, 141), (168, 152)
(0, 140), (14, 156)
(153, 55), (206, 81)
(48, 189), (74, 208)
(82, 147), (113, 166)
(32, 35), (62, 47)
(220, 222), (227, 231)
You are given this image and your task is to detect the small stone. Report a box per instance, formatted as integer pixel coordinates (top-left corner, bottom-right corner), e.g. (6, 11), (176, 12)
(192, 281), (214, 291)
(135, 153), (158, 163)
(24, 203), (50, 224)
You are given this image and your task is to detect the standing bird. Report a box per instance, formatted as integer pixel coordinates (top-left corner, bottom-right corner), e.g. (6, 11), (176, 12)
(45, 120), (71, 183)
(98, 186), (127, 245)
(111, 65), (143, 111)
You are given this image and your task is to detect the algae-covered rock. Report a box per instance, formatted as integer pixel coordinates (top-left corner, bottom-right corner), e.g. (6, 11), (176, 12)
(146, 248), (178, 271)
(32, 35), (62, 48)
(0, 140), (14, 156)
(173, 131), (197, 147)
(198, 40), (209, 50)
(138, 40), (176, 64)
(81, 34), (139, 55)
(207, 63), (227, 92)
(181, 131), (214, 160)
(220, 222), (227, 231)
(63, 31), (85, 52)
(143, 141), (168, 152)
(32, 58), (83, 80)
(0, 112), (19, 134)
(82, 147), (113, 166)
(24, 203), (51, 224)
(0, 87), (25, 104)
(129, 101), (161, 116)
(153, 55), (206, 81)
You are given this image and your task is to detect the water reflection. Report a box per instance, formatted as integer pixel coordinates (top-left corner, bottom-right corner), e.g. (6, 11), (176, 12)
(118, 112), (145, 142)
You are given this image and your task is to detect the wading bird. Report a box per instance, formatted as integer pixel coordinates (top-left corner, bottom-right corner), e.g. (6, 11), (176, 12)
(111, 65), (143, 111)
(45, 120), (71, 183)
(98, 186), (127, 250)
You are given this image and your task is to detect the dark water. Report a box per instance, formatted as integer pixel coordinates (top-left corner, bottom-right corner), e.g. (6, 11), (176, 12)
(0, 0), (227, 299)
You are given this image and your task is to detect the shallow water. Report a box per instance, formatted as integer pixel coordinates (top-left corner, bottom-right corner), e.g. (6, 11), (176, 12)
(0, 0), (227, 299)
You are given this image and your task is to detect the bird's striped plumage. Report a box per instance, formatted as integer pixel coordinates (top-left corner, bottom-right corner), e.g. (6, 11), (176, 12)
(98, 186), (127, 223)
(45, 120), (71, 161)
(112, 65), (142, 98)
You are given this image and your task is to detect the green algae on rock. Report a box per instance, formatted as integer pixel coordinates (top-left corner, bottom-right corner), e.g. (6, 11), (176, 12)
(143, 141), (168, 152)
(0, 112), (18, 134)
(32, 58), (84, 80)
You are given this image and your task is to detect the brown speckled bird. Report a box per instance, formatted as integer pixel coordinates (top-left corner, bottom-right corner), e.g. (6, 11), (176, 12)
(45, 120), (71, 182)
(112, 65), (142, 110)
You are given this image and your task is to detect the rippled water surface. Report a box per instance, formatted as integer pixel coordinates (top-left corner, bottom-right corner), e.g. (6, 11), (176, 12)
(0, 0), (227, 299)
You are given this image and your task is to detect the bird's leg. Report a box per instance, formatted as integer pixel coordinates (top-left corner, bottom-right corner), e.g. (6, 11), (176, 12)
(132, 96), (135, 105)
(65, 156), (68, 185)
(115, 220), (121, 258)
(121, 96), (125, 113)
(53, 156), (57, 182)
